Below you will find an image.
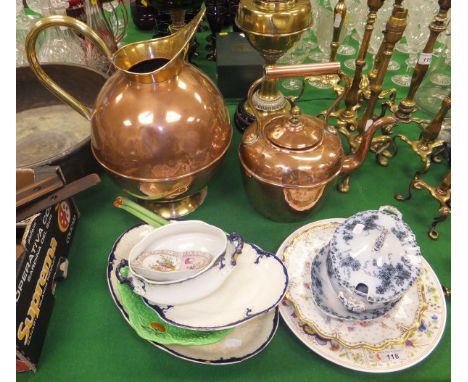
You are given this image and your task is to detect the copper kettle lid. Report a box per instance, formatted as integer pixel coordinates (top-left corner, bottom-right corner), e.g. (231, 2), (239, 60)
(239, 107), (345, 188)
(265, 106), (323, 150)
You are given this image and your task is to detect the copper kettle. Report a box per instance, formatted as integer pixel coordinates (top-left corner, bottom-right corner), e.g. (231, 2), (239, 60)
(25, 9), (232, 219)
(239, 63), (396, 221)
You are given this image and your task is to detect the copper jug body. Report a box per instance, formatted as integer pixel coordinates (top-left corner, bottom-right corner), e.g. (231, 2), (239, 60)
(239, 64), (396, 222)
(26, 10), (232, 218)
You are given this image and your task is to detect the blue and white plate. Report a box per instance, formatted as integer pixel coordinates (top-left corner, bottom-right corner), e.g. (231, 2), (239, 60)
(107, 224), (279, 365)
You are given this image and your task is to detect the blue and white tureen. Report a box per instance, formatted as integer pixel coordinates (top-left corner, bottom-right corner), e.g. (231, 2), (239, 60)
(326, 206), (422, 315)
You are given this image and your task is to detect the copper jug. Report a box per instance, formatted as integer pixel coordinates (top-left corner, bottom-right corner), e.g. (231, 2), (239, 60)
(25, 9), (232, 218)
(239, 63), (396, 222)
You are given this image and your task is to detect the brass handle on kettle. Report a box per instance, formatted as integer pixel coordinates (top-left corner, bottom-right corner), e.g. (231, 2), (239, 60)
(25, 15), (113, 121)
(247, 62), (350, 130)
(264, 62), (341, 79)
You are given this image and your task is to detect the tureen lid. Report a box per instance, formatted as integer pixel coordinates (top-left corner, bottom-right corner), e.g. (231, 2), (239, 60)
(328, 206), (422, 303)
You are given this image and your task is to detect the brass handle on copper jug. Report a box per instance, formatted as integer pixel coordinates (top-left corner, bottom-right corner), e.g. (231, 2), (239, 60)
(25, 15), (113, 121)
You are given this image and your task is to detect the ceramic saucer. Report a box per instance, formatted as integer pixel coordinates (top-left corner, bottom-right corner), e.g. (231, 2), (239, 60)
(279, 264), (446, 373)
(107, 224), (279, 365)
(144, 239), (288, 331)
(279, 219), (427, 350)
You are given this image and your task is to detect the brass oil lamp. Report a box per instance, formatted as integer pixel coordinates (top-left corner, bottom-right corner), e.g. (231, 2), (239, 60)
(149, 0), (203, 32)
(234, 0), (312, 131)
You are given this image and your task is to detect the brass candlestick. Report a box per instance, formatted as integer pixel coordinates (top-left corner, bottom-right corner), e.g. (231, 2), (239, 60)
(395, 92), (450, 175)
(337, 3), (407, 193)
(395, 170), (450, 240)
(356, 4), (407, 132)
(234, 0), (312, 132)
(368, 0), (404, 83)
(396, 0), (451, 120)
(338, 0), (386, 130)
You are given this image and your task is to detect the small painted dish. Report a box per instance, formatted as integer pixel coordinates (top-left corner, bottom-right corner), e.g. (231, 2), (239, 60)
(131, 249), (213, 281)
(327, 206), (422, 314)
(117, 221), (244, 306)
(107, 224), (280, 365)
(128, 220), (231, 283)
(279, 219), (427, 350)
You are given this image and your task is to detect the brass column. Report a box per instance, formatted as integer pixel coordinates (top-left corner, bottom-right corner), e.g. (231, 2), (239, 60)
(357, 6), (407, 132)
(339, 0), (386, 125)
(396, 0), (451, 120)
(234, 0), (312, 132)
(368, 0), (404, 82)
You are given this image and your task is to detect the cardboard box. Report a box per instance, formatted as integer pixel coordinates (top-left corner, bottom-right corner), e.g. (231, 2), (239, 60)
(16, 199), (79, 372)
(216, 32), (264, 99)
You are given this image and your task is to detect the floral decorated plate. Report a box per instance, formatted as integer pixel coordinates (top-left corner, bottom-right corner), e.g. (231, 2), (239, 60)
(144, 239), (288, 331)
(279, 265), (446, 373)
(279, 219), (428, 349)
(277, 219), (446, 372)
(107, 224), (279, 365)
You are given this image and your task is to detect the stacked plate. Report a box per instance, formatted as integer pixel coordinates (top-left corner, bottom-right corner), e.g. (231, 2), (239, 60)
(277, 211), (447, 373)
(106, 221), (288, 365)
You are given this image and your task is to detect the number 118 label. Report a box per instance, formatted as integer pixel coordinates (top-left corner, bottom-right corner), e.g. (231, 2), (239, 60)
(380, 349), (406, 362)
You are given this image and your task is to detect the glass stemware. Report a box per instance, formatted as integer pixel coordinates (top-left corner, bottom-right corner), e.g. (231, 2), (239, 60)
(306, 1), (335, 89)
(37, 0), (87, 65)
(343, 0), (366, 71)
(414, 28), (451, 117)
(305, 0), (322, 60)
(205, 0), (229, 60)
(337, 0), (362, 56)
(279, 39), (309, 91)
(17, 0), (40, 66)
(101, 0), (129, 46)
(83, 0), (117, 73)
(308, 0), (332, 63)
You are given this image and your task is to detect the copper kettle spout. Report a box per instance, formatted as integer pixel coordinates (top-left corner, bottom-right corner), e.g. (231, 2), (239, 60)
(341, 116), (397, 175)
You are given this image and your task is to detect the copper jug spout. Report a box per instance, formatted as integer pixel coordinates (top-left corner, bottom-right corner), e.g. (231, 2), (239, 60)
(341, 116), (397, 176)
